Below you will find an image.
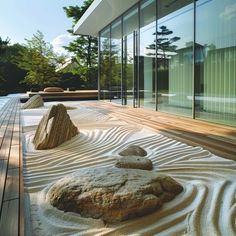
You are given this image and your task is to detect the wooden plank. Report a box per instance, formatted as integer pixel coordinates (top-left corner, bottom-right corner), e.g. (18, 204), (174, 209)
(19, 123), (24, 236)
(8, 145), (20, 169)
(0, 98), (23, 235)
(0, 160), (8, 211)
(4, 168), (19, 201)
(0, 130), (13, 160)
(10, 108), (20, 147)
(0, 199), (19, 235)
(0, 101), (17, 161)
(11, 130), (20, 146)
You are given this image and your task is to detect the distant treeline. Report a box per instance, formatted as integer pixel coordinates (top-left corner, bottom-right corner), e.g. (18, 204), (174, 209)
(0, 0), (98, 96)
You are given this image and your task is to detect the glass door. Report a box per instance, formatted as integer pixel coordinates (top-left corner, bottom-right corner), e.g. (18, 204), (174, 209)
(123, 6), (139, 107)
(139, 0), (157, 110)
(123, 31), (138, 107)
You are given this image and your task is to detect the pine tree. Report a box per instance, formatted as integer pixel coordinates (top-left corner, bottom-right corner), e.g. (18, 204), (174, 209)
(15, 31), (63, 89)
(146, 25), (180, 61)
(63, 0), (98, 89)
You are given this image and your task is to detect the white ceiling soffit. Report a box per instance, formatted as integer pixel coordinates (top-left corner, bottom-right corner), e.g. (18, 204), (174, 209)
(74, 0), (139, 37)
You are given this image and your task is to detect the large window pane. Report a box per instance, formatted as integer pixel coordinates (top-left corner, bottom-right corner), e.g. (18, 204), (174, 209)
(139, 0), (156, 109)
(111, 18), (122, 103)
(157, 0), (193, 117)
(123, 6), (139, 106)
(195, 0), (236, 127)
(100, 27), (110, 100)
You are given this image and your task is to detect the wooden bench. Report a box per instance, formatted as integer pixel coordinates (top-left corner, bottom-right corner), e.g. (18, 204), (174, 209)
(0, 97), (24, 235)
(27, 90), (98, 101)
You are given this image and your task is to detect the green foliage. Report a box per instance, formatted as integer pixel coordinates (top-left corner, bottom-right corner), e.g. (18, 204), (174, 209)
(0, 38), (27, 95)
(15, 31), (63, 88)
(0, 36), (11, 82)
(63, 0), (94, 26)
(63, 0), (98, 89)
(146, 25), (180, 58)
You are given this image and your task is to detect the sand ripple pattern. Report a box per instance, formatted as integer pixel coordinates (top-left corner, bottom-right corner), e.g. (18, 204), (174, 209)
(23, 105), (236, 236)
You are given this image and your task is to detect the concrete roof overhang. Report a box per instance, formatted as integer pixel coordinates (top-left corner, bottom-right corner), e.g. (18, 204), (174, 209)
(74, 0), (139, 36)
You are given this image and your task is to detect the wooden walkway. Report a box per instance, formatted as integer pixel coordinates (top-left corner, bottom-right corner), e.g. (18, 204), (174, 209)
(85, 101), (236, 161)
(0, 97), (24, 236)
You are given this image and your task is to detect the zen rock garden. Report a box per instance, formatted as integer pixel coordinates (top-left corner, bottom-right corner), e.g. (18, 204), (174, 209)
(27, 99), (183, 223)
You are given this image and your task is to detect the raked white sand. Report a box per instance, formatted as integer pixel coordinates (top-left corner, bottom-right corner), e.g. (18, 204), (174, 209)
(22, 101), (236, 236)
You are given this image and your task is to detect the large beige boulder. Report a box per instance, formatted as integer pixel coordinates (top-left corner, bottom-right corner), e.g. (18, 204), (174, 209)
(119, 145), (147, 157)
(33, 104), (78, 149)
(22, 95), (44, 109)
(115, 156), (153, 170)
(48, 167), (183, 223)
(44, 87), (64, 92)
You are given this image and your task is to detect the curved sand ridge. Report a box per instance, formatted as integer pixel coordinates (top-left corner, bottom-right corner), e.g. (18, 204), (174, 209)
(22, 102), (236, 236)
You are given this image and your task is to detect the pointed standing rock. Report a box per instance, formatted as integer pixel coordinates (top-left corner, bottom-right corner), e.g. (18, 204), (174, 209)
(22, 95), (44, 109)
(33, 104), (78, 149)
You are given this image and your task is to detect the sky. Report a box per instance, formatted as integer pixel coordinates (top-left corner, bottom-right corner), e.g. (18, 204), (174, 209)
(0, 0), (85, 55)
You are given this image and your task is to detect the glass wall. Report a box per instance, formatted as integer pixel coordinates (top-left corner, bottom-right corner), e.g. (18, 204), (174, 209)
(100, 27), (110, 100)
(111, 18), (122, 103)
(139, 0), (156, 109)
(98, 0), (236, 127)
(195, 0), (236, 126)
(157, 0), (193, 116)
(123, 6), (139, 107)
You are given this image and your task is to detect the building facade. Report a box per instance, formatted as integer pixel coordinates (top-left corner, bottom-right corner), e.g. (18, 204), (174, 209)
(75, 0), (236, 127)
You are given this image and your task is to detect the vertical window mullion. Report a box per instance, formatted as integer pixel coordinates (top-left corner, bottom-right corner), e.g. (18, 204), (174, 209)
(109, 25), (112, 101)
(192, 0), (196, 119)
(155, 0), (158, 111)
(98, 32), (101, 100)
(137, 2), (140, 108)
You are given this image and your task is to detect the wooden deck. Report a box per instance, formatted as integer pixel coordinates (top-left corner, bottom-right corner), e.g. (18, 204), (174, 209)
(0, 97), (24, 235)
(0, 98), (235, 235)
(84, 101), (236, 161)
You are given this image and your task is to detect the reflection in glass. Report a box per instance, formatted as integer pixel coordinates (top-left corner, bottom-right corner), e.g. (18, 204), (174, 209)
(140, 0), (156, 109)
(123, 6), (138, 106)
(111, 18), (122, 103)
(195, 0), (236, 127)
(157, 0), (193, 116)
(100, 27), (110, 100)
(98, 0), (235, 127)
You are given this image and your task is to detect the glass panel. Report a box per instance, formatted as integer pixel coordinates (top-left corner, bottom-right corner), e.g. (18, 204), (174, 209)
(139, 0), (156, 110)
(100, 27), (110, 100)
(157, 0), (193, 117)
(195, 0), (236, 127)
(123, 6), (138, 106)
(111, 18), (122, 103)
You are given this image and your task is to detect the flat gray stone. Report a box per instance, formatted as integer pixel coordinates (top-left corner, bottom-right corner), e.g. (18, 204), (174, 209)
(119, 145), (147, 157)
(47, 167), (183, 223)
(22, 95), (44, 109)
(33, 104), (78, 149)
(115, 156), (153, 170)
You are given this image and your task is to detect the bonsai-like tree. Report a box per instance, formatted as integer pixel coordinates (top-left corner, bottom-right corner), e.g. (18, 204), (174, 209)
(15, 31), (64, 89)
(146, 25), (180, 67)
